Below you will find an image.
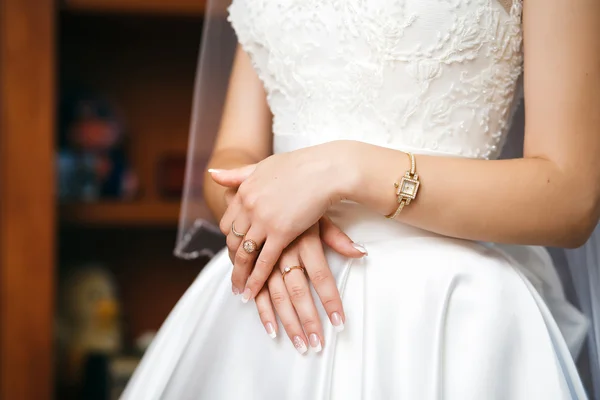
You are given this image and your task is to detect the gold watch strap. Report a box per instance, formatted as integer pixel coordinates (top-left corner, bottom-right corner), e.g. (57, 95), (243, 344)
(386, 198), (407, 219)
(386, 152), (417, 220)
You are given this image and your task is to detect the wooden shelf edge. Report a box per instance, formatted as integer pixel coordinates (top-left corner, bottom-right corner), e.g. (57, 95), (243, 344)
(59, 201), (193, 227)
(63, 0), (207, 15)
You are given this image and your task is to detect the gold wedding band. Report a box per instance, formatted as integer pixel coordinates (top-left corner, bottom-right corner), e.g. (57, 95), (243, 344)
(242, 239), (259, 254)
(282, 265), (305, 280)
(231, 222), (246, 238)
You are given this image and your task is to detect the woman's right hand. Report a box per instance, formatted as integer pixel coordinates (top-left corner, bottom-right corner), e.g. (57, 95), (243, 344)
(253, 218), (367, 354)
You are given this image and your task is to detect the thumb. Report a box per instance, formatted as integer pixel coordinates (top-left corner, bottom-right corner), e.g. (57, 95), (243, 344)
(319, 216), (368, 258)
(209, 164), (257, 187)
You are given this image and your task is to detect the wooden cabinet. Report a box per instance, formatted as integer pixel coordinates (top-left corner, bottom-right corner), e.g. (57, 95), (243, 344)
(0, 1), (55, 399)
(1, 1), (211, 398)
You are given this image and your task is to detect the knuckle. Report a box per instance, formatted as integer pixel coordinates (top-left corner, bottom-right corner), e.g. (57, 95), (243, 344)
(252, 207), (270, 224)
(301, 318), (319, 331)
(310, 269), (329, 285)
(226, 235), (237, 249)
(246, 275), (264, 290)
(235, 251), (251, 266)
(219, 219), (230, 235)
(289, 285), (308, 301)
(243, 193), (259, 210)
(321, 297), (339, 311)
(258, 309), (271, 321)
(255, 256), (273, 269)
(237, 182), (250, 197)
(276, 219), (292, 233)
(270, 290), (287, 306)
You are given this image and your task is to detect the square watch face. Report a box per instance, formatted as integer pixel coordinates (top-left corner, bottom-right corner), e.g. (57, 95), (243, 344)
(398, 177), (419, 199)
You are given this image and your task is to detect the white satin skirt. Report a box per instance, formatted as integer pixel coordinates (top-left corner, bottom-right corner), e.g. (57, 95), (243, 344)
(122, 202), (589, 400)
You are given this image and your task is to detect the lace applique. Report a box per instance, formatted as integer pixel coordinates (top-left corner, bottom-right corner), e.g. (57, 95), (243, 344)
(228, 0), (524, 160)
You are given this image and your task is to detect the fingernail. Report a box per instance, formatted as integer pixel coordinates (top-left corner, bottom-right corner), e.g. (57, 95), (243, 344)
(265, 322), (276, 339)
(293, 336), (307, 355)
(331, 312), (344, 332)
(208, 168), (223, 173)
(241, 288), (252, 303)
(232, 286), (240, 296)
(309, 333), (322, 353)
(352, 243), (368, 256)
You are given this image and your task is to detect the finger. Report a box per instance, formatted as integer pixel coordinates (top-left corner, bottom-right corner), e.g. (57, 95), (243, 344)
(243, 237), (284, 303)
(219, 194), (242, 236)
(209, 164), (257, 187)
(255, 285), (277, 339)
(227, 215), (251, 295)
(226, 242), (238, 296)
(299, 234), (345, 333)
(319, 216), (368, 258)
(281, 257), (324, 353)
(224, 188), (236, 206)
(234, 226), (266, 303)
(268, 270), (308, 355)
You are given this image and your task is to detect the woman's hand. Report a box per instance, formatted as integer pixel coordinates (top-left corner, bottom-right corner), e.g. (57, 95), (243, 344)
(254, 220), (366, 354)
(212, 142), (358, 301)
(221, 185), (365, 295)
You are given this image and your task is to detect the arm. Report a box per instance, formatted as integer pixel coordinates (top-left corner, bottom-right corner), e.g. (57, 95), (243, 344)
(341, 0), (600, 248)
(207, 46), (364, 336)
(210, 0), (600, 299)
(204, 45), (272, 220)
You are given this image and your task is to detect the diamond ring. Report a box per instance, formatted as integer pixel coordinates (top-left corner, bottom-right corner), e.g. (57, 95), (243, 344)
(242, 239), (259, 254)
(281, 265), (305, 279)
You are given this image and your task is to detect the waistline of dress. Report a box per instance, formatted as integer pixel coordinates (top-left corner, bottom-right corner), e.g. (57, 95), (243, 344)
(273, 133), (475, 158)
(326, 201), (443, 245)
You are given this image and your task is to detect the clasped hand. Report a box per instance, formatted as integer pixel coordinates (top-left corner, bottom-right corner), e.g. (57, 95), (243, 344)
(211, 144), (366, 353)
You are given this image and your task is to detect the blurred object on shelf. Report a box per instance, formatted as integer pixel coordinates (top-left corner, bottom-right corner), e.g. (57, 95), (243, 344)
(58, 92), (138, 202)
(56, 264), (123, 389)
(157, 153), (206, 199)
(157, 154), (186, 199)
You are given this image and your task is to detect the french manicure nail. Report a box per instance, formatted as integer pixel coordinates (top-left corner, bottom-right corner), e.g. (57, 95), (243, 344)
(241, 288), (252, 303)
(208, 168), (223, 173)
(331, 312), (345, 333)
(293, 336), (308, 355)
(265, 322), (276, 339)
(232, 287), (240, 296)
(352, 243), (368, 256)
(309, 333), (322, 353)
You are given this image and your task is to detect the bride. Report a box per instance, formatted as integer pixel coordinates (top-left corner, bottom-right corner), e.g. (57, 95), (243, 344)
(123, 0), (600, 398)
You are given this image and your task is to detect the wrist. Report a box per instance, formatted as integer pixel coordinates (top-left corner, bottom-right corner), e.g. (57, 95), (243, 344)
(327, 140), (365, 202)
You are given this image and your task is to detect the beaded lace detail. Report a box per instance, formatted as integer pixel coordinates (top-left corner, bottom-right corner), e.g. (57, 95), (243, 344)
(228, 0), (523, 159)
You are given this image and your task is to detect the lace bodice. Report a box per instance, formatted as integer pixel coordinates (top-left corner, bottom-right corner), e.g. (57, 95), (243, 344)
(228, 0), (523, 160)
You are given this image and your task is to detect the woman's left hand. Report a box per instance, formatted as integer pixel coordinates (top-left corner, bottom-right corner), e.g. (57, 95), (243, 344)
(211, 141), (356, 302)
(254, 220), (365, 354)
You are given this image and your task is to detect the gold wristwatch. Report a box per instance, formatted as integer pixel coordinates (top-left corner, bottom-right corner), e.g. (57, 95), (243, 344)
(386, 152), (420, 219)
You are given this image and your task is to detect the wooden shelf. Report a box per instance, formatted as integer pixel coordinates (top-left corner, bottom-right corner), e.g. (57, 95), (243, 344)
(63, 0), (207, 15)
(60, 201), (191, 226)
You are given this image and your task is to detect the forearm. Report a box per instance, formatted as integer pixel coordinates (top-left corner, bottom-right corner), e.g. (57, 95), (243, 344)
(338, 141), (599, 248)
(204, 148), (264, 220)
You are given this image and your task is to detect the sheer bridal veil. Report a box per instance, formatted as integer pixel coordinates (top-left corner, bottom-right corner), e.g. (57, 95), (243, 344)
(174, 0), (600, 397)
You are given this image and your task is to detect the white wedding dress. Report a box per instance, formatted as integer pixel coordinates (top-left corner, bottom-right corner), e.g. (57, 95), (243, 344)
(123, 0), (591, 399)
